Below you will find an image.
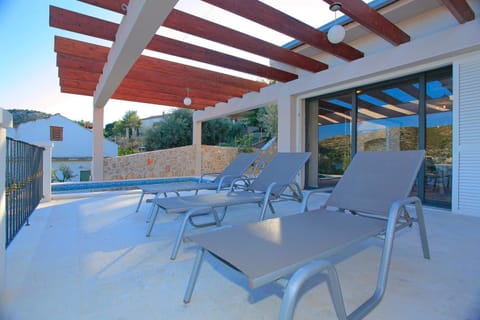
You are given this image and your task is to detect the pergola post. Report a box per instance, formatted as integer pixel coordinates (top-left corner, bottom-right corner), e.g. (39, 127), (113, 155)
(92, 106), (105, 181)
(192, 117), (202, 176)
(277, 93), (298, 152)
(38, 142), (54, 202)
(0, 108), (12, 293)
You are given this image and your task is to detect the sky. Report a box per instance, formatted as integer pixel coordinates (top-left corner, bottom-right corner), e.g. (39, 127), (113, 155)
(0, 0), (336, 126)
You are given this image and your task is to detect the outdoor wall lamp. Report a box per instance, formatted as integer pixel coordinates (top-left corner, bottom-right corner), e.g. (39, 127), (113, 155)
(327, 2), (346, 44)
(183, 88), (192, 106)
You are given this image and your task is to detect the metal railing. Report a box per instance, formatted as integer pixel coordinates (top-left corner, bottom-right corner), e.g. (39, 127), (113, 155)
(5, 137), (44, 248)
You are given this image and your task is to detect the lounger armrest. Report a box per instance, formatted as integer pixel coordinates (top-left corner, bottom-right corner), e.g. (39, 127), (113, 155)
(280, 259), (347, 320)
(199, 172), (221, 183)
(299, 189), (331, 213)
(229, 176), (255, 192)
(216, 174), (249, 191)
(387, 196), (430, 260)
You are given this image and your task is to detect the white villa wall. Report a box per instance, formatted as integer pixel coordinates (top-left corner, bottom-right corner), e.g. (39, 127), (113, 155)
(192, 4), (480, 214)
(7, 114), (117, 158)
(8, 114), (118, 182)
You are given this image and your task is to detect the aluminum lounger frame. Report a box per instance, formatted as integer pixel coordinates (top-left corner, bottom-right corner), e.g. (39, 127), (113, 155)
(183, 150), (430, 320)
(134, 152), (260, 213)
(148, 152), (312, 260)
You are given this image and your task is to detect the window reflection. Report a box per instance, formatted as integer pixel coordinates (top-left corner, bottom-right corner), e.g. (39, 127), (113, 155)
(310, 66), (453, 208)
(317, 93), (352, 189)
(357, 78), (419, 152)
(425, 69), (452, 206)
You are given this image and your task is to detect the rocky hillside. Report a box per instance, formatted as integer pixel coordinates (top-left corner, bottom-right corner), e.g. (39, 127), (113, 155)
(7, 109), (51, 127)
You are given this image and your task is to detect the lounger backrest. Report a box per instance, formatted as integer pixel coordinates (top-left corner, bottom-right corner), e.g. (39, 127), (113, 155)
(214, 152), (260, 185)
(325, 150), (425, 216)
(249, 152), (311, 196)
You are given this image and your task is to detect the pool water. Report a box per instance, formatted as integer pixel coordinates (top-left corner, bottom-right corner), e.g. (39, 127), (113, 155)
(52, 177), (200, 194)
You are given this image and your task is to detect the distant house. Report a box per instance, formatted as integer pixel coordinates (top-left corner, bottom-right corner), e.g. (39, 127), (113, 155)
(139, 113), (166, 135)
(7, 113), (118, 181)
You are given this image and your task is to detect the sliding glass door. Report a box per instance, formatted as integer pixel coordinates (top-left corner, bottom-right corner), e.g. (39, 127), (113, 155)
(307, 66), (452, 208)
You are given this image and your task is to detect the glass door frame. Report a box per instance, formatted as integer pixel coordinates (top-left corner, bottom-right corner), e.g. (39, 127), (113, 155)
(306, 66), (452, 208)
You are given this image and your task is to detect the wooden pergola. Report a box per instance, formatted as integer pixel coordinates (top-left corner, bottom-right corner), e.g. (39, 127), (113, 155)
(49, 0), (474, 180)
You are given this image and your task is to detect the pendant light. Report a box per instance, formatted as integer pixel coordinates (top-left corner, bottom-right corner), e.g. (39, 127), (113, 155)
(327, 2), (346, 44)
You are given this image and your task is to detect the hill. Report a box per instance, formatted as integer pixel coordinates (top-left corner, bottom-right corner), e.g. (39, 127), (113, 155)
(7, 109), (52, 127)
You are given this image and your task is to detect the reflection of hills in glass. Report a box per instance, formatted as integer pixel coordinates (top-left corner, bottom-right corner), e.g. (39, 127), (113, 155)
(318, 125), (452, 175)
(319, 112), (451, 140)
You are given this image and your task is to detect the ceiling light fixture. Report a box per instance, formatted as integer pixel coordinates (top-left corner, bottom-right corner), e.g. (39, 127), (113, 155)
(183, 88), (192, 106)
(327, 2), (346, 44)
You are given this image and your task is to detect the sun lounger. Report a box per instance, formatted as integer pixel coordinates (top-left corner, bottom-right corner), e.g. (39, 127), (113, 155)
(134, 152), (260, 213)
(148, 152), (311, 260)
(183, 150), (430, 320)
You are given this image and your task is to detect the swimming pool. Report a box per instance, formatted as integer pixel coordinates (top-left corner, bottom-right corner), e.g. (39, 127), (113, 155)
(52, 176), (201, 194)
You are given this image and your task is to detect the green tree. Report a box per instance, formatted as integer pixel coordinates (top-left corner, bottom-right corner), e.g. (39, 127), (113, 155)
(75, 119), (92, 128)
(113, 110), (142, 138)
(202, 118), (246, 145)
(107, 111), (143, 155)
(123, 110), (142, 138)
(257, 104), (278, 139)
(52, 164), (77, 182)
(104, 122), (117, 138)
(144, 109), (193, 150)
(144, 109), (247, 150)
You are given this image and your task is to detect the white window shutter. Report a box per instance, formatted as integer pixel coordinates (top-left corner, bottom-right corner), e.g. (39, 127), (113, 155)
(453, 57), (480, 215)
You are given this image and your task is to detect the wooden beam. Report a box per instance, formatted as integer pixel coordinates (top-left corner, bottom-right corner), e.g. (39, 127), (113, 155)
(93, 0), (179, 107)
(57, 62), (250, 100)
(61, 86), (95, 96)
(441, 0), (475, 24)
(78, 0), (126, 13)
(164, 9), (326, 73)
(50, 6), (298, 82)
(54, 36), (267, 92)
(76, 1), (327, 73)
(58, 68), (101, 82)
(114, 86), (218, 107)
(59, 77), (232, 103)
(60, 78), (98, 91)
(134, 55), (265, 92)
(60, 85), (206, 110)
(125, 68), (248, 98)
(111, 93), (205, 110)
(202, 0), (364, 61)
(323, 0), (410, 46)
(119, 78), (232, 102)
(56, 53), (104, 73)
(56, 49), (258, 106)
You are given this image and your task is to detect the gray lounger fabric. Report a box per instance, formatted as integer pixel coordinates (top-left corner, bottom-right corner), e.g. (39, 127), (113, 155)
(134, 152), (260, 212)
(148, 152), (312, 259)
(152, 152), (312, 213)
(184, 150), (430, 320)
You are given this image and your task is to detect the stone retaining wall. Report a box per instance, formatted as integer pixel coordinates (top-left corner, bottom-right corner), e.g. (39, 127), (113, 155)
(103, 145), (239, 180)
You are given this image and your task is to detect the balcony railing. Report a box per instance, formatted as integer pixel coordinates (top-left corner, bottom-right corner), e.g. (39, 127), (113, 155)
(5, 137), (44, 248)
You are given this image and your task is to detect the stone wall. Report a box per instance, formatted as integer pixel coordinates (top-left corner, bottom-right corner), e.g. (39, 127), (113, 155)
(200, 145), (238, 174)
(103, 145), (239, 180)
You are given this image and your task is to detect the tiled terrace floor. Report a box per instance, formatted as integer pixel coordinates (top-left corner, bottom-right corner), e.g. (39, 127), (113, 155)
(1, 190), (480, 320)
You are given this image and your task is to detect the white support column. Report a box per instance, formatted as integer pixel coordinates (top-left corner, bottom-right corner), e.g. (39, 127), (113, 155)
(92, 106), (105, 181)
(277, 93), (297, 152)
(192, 117), (202, 176)
(37, 142), (54, 202)
(0, 108), (12, 293)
